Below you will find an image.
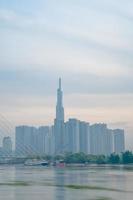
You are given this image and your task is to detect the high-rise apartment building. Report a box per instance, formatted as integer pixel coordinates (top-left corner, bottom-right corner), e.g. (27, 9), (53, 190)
(37, 126), (50, 155)
(2, 136), (12, 156)
(90, 123), (109, 155)
(15, 126), (38, 156)
(113, 129), (125, 154)
(105, 129), (114, 155)
(65, 119), (80, 153)
(79, 121), (90, 154)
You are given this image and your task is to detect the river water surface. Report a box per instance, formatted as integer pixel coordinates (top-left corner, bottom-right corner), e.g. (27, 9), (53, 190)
(0, 165), (133, 200)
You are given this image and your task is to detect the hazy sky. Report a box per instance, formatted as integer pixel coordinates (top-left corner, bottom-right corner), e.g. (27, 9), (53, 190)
(0, 0), (133, 149)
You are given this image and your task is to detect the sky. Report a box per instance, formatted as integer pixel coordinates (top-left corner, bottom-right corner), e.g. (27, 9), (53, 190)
(0, 0), (133, 149)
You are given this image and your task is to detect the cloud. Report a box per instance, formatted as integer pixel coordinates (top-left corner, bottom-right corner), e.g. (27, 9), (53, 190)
(0, 2), (133, 77)
(0, 69), (132, 97)
(0, 9), (16, 21)
(0, 27), (132, 78)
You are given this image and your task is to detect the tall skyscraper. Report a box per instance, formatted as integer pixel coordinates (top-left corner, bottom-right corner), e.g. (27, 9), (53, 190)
(54, 78), (65, 154)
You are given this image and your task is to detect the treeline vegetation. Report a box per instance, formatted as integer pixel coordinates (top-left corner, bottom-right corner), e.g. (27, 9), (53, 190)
(43, 151), (133, 164)
(24, 151), (133, 165)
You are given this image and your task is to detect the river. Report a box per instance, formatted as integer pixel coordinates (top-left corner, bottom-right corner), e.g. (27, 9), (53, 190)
(0, 165), (133, 200)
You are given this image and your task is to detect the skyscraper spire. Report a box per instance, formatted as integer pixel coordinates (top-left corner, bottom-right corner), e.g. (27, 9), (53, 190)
(59, 77), (61, 90)
(56, 77), (64, 122)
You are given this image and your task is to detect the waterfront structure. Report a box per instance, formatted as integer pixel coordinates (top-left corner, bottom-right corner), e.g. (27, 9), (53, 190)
(113, 129), (125, 154)
(14, 78), (125, 157)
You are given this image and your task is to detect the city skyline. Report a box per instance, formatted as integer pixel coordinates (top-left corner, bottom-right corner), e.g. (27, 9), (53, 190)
(14, 78), (125, 156)
(0, 77), (130, 151)
(0, 0), (133, 150)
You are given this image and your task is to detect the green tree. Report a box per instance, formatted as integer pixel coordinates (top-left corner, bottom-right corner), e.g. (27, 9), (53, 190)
(122, 151), (133, 164)
(64, 152), (87, 163)
(96, 155), (106, 164)
(108, 153), (120, 164)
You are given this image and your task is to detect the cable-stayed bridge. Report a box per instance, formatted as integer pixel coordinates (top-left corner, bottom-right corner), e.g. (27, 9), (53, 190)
(0, 114), (43, 164)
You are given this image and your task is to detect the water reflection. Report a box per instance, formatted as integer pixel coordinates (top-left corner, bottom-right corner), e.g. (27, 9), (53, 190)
(54, 169), (66, 200)
(0, 165), (133, 200)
